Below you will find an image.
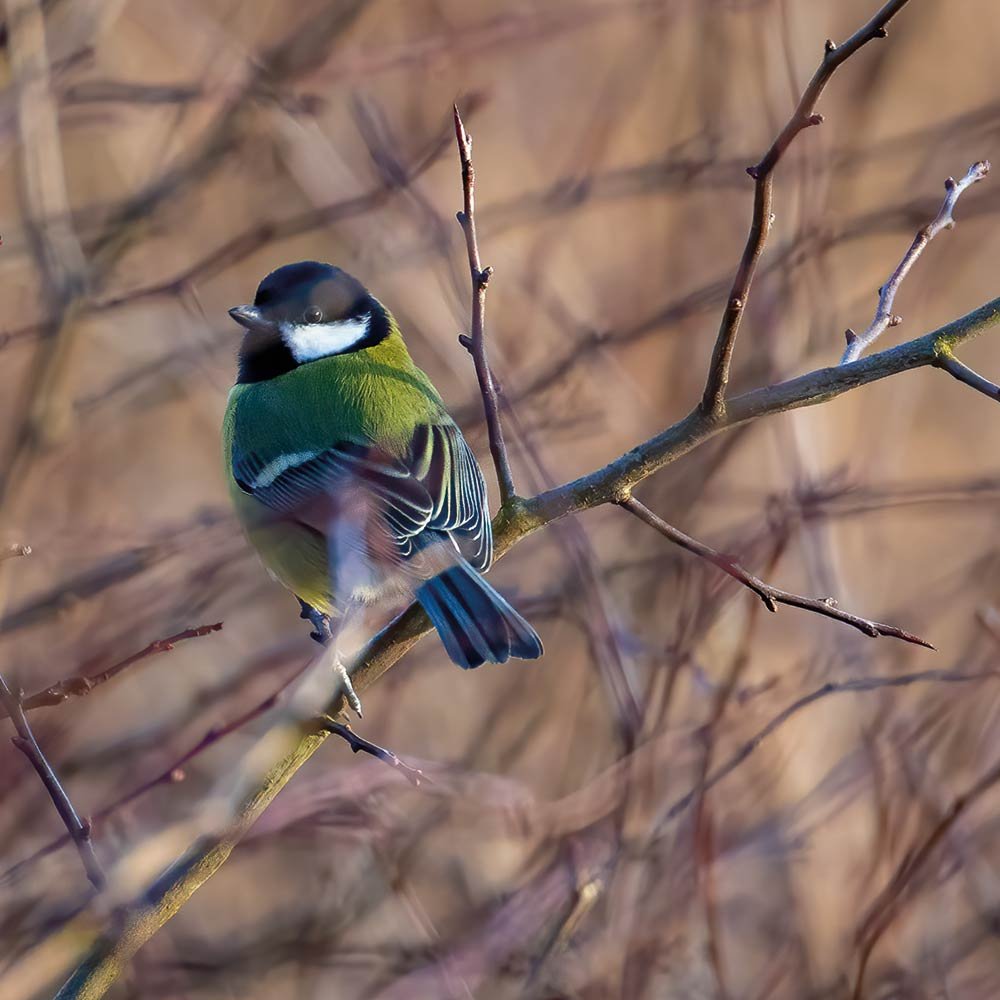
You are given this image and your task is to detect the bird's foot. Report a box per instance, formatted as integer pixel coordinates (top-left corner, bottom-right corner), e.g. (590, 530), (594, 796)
(297, 598), (363, 717)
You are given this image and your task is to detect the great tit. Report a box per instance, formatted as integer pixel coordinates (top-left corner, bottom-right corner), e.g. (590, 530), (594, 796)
(223, 261), (543, 675)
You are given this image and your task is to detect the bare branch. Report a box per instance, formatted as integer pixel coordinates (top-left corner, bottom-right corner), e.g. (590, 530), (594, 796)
(619, 496), (933, 647)
(4, 623), (224, 717)
(702, 0), (914, 414)
(0, 671), (105, 891)
(323, 720), (425, 786)
(842, 160), (991, 363)
(453, 103), (516, 505)
(935, 349), (1000, 402)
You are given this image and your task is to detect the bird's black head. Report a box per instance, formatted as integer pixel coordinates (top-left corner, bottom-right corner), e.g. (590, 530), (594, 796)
(230, 261), (389, 384)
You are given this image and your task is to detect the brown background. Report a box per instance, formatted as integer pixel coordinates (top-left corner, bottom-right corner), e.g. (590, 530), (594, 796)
(3, 1), (1000, 997)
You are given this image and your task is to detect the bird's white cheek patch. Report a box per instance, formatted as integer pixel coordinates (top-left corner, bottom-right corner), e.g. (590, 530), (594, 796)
(283, 314), (371, 362)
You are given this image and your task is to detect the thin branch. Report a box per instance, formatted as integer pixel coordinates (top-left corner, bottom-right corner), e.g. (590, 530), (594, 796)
(0, 671), (105, 890)
(323, 720), (425, 786)
(453, 103), (516, 505)
(702, 0), (913, 414)
(1, 658), (310, 885)
(619, 496), (933, 647)
(935, 349), (1000, 402)
(3, 623), (223, 717)
(842, 160), (991, 363)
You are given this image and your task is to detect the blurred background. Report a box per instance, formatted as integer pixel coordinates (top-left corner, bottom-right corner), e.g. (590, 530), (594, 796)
(2, 0), (1000, 996)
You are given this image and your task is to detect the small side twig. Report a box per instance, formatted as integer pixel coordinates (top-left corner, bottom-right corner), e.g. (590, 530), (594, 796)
(453, 103), (516, 505)
(1, 542), (31, 562)
(620, 495), (933, 648)
(5, 623), (224, 717)
(0, 671), (105, 890)
(842, 160), (990, 363)
(935, 350), (1000, 402)
(323, 719), (425, 786)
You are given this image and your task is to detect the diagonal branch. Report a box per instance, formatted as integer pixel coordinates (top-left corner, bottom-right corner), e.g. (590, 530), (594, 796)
(0, 671), (105, 891)
(619, 496), (932, 647)
(453, 103), (517, 505)
(3, 623), (223, 717)
(702, 0), (913, 414)
(842, 160), (990, 363)
(323, 720), (425, 786)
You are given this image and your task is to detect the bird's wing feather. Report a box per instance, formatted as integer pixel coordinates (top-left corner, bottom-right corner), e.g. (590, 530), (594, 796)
(232, 422), (492, 570)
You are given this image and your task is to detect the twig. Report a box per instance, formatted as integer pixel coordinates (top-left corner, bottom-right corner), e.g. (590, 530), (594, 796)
(453, 103), (516, 505)
(0, 542), (31, 561)
(935, 349), (1000, 402)
(0, 671), (105, 890)
(619, 495), (933, 647)
(1, 658), (310, 884)
(852, 753), (1000, 999)
(702, 0), (913, 414)
(323, 720), (425, 786)
(3, 623), (223, 717)
(842, 161), (991, 363)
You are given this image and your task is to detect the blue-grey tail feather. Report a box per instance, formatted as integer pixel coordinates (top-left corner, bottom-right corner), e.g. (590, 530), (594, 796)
(416, 563), (543, 669)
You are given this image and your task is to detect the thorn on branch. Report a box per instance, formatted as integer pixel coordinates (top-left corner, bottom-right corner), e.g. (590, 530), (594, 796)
(824, 38), (837, 53)
(806, 113), (825, 127)
(845, 329), (858, 346)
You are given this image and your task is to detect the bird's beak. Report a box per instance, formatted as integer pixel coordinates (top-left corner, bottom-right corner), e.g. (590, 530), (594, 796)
(228, 304), (275, 334)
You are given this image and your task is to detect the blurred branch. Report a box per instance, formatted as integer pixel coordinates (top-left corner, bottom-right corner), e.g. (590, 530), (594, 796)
(842, 160), (991, 363)
(4, 623), (224, 716)
(0, 670), (104, 891)
(852, 752), (1000, 999)
(619, 495), (933, 647)
(702, 0), (912, 414)
(0, 543), (31, 562)
(655, 668), (999, 836)
(453, 104), (516, 504)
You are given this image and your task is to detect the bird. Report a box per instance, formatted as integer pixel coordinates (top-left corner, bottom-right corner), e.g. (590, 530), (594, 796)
(222, 261), (542, 708)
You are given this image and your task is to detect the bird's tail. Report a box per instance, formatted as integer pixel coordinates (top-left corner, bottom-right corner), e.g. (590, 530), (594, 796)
(416, 562), (543, 669)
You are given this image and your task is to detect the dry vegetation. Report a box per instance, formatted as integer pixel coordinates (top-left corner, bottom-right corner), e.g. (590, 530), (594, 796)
(3, 1), (1000, 997)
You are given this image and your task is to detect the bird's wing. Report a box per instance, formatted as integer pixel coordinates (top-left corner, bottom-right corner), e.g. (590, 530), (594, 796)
(408, 422), (492, 572)
(232, 423), (492, 570)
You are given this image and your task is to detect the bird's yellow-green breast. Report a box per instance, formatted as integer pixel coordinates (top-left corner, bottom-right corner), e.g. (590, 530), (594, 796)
(223, 323), (449, 613)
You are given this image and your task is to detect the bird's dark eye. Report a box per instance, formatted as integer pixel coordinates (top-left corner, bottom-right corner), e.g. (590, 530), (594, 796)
(304, 306), (323, 324)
